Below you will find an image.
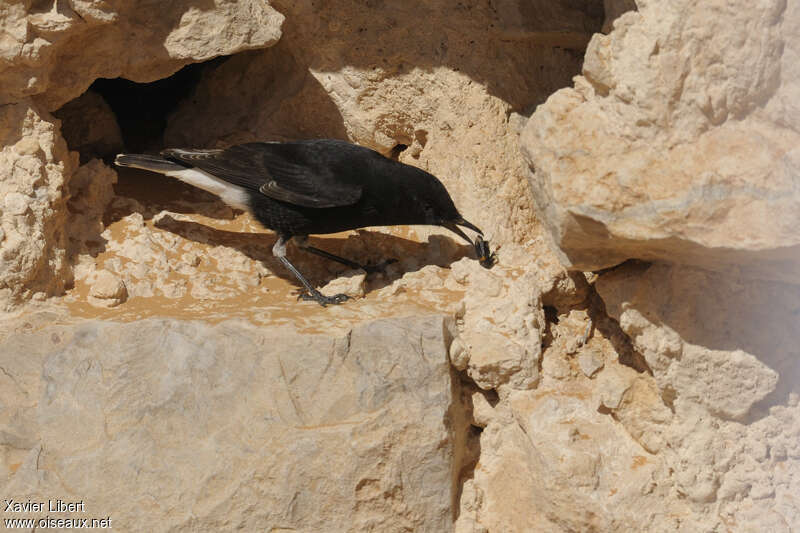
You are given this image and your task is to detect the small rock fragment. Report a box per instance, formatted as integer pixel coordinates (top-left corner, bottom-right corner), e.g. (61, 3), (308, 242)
(319, 269), (367, 298)
(577, 350), (604, 378)
(471, 391), (495, 428)
(88, 270), (127, 307)
(449, 336), (468, 370)
(4, 193), (30, 215)
(13, 137), (41, 156)
(596, 367), (633, 410)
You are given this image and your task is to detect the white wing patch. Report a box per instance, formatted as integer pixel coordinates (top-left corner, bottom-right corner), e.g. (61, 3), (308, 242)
(165, 168), (250, 210)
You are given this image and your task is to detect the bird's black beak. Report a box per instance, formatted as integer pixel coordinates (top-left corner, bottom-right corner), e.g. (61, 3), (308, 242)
(457, 217), (483, 236)
(442, 218), (482, 245)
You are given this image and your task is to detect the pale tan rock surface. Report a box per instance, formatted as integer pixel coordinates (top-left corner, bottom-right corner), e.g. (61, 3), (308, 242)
(0, 0), (284, 110)
(450, 260), (545, 394)
(87, 269), (127, 307)
(0, 315), (456, 531)
(319, 268), (367, 299)
(0, 102), (76, 309)
(0, 1), (283, 311)
(522, 0), (800, 283)
(0, 0), (798, 531)
(597, 262), (795, 421)
(456, 289), (800, 531)
(594, 261), (800, 528)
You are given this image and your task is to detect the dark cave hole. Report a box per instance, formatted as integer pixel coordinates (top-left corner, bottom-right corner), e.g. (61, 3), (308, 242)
(53, 56), (248, 226)
(55, 56), (229, 164)
(91, 57), (228, 153)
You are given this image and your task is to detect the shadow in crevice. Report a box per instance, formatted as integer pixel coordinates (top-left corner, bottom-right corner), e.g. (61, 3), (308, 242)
(540, 262), (653, 376)
(449, 368), (486, 523)
(91, 58), (229, 154)
(541, 304), (559, 349)
(144, 0), (609, 155)
(164, 46), (351, 148)
(585, 281), (652, 375)
(596, 261), (800, 422)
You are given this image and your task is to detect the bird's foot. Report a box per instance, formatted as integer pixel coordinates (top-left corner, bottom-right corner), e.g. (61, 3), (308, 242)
(362, 258), (398, 274)
(298, 289), (350, 307)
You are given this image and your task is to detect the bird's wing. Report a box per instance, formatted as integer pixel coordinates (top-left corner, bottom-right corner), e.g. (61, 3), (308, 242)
(161, 142), (363, 208)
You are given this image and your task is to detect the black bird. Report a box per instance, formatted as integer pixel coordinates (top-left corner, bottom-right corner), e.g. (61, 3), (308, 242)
(115, 139), (494, 306)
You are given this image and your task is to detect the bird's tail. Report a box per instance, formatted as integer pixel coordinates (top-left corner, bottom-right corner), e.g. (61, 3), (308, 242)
(114, 153), (187, 173)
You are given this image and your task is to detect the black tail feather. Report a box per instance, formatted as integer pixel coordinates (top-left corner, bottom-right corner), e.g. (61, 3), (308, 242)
(114, 153), (188, 173)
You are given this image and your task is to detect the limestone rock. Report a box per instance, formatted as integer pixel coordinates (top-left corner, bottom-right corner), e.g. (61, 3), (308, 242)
(318, 268), (367, 299)
(2, 0), (797, 531)
(87, 269), (127, 307)
(577, 349), (604, 378)
(0, 1), (284, 110)
(613, 376), (673, 455)
(470, 390), (496, 429)
(596, 364), (634, 409)
(0, 1), (283, 309)
(0, 102), (76, 309)
(459, 385), (677, 532)
(522, 0), (800, 283)
(459, 348), (798, 532)
(65, 158), (117, 257)
(0, 315), (456, 531)
(457, 252), (798, 530)
(596, 262), (789, 420)
(454, 265), (544, 394)
(70, 209), (272, 305)
(591, 261), (800, 527)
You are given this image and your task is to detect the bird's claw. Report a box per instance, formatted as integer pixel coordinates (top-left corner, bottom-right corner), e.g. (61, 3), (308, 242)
(298, 290), (350, 306)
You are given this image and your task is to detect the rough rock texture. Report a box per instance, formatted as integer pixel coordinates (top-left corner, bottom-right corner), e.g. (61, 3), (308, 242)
(0, 102), (76, 308)
(593, 262), (800, 529)
(597, 262), (796, 420)
(456, 275), (800, 531)
(0, 0), (283, 110)
(457, 0), (799, 529)
(522, 0), (800, 283)
(449, 260), (545, 394)
(86, 268), (127, 307)
(0, 1), (283, 312)
(1, 0), (798, 531)
(0, 315), (456, 531)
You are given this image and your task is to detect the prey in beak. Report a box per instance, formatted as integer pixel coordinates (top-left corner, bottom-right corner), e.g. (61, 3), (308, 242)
(442, 218), (497, 269)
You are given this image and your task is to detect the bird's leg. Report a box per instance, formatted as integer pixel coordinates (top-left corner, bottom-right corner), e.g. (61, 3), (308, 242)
(294, 236), (396, 274)
(273, 235), (349, 306)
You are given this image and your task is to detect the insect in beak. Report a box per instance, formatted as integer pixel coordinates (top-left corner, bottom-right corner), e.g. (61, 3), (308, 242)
(474, 235), (497, 269)
(442, 219), (497, 268)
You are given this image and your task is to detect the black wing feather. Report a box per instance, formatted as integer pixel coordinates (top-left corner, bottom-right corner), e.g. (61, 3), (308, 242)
(161, 142), (363, 208)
